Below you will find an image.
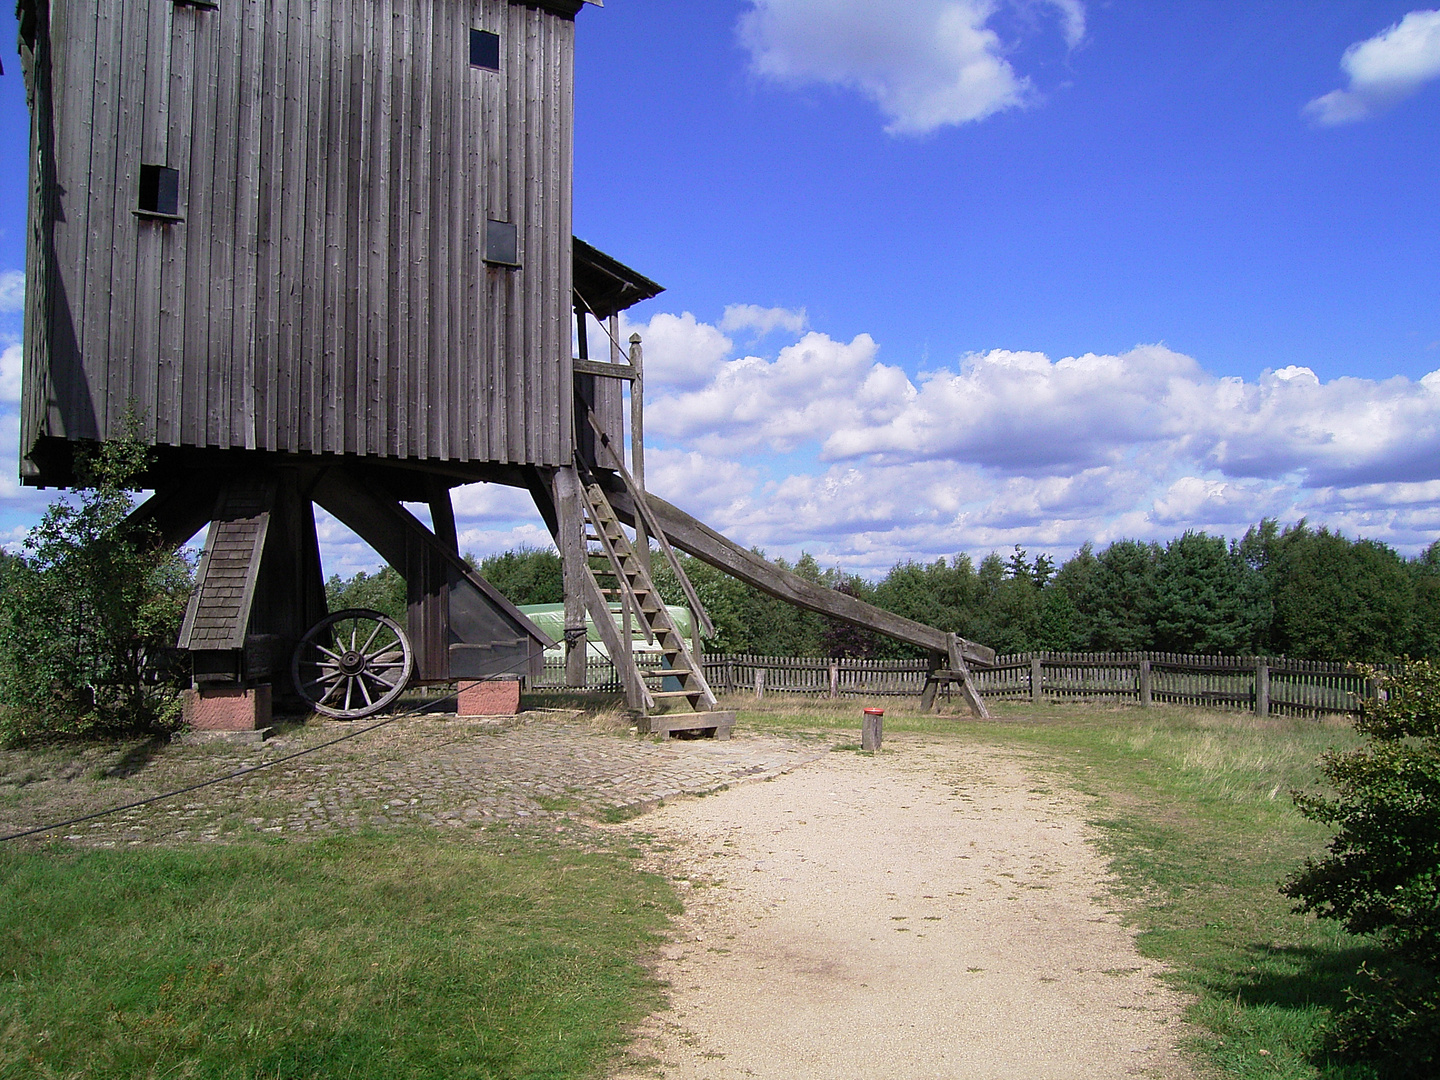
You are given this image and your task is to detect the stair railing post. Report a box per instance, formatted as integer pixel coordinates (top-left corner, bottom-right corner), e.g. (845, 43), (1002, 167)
(626, 330), (651, 577)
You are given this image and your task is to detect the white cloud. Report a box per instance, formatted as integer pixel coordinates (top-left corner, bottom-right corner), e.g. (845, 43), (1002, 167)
(619, 311), (733, 391)
(0, 343), (21, 404)
(719, 303), (808, 337)
(449, 481), (541, 522)
(738, 0), (1083, 135)
(1305, 9), (1440, 125)
(0, 271), (22, 314)
(624, 312), (1440, 570)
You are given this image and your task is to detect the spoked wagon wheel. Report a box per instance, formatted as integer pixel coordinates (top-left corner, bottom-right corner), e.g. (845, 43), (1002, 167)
(291, 609), (413, 720)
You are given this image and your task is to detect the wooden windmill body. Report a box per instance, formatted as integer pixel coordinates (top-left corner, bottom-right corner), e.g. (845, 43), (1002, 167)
(15, 0), (994, 730)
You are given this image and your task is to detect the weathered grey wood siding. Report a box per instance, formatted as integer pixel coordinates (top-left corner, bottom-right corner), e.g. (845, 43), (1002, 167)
(21, 0), (575, 476)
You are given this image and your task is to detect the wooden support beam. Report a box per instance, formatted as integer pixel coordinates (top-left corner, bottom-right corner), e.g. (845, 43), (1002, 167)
(603, 485), (995, 668)
(537, 468), (589, 688)
(312, 467), (552, 682)
(572, 357), (635, 381)
(948, 634), (991, 719)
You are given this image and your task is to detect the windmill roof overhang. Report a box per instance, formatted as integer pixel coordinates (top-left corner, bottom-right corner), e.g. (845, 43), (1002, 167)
(512, 0), (597, 18)
(573, 238), (665, 320)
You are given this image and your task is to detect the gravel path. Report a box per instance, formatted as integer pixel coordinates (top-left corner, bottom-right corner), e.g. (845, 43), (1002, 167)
(613, 733), (1195, 1080)
(3, 714), (1195, 1077)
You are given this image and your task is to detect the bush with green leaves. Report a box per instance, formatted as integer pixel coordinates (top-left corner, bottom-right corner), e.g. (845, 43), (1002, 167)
(0, 437), (192, 744)
(1282, 659), (1440, 1076)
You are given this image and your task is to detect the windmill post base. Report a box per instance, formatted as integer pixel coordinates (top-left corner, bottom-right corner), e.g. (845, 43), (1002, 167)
(457, 678), (522, 717)
(184, 684), (272, 732)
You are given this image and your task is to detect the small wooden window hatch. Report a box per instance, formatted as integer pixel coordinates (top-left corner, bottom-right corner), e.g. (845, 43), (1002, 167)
(136, 164), (182, 221)
(485, 219), (518, 267)
(470, 29), (500, 71)
(172, 0), (220, 10)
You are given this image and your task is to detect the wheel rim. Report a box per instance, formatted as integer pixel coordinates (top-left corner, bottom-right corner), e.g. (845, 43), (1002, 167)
(291, 609), (413, 719)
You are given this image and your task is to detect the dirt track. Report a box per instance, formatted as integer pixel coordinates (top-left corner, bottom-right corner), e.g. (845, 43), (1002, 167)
(613, 733), (1195, 1079)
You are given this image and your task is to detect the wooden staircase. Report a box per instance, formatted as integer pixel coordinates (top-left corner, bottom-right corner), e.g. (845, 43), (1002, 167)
(576, 468), (733, 739)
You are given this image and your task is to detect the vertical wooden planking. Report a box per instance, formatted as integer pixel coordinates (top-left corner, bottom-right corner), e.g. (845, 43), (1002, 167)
(556, 15), (575, 466)
(386, 0), (414, 457)
(458, 0), (483, 464)
(362, 0), (392, 458)
(481, 0), (506, 464)
(44, 1), (101, 440)
(130, 0), (173, 445)
(207, 0), (245, 447)
(407, 0), (434, 459)
(252, 0), (281, 450)
(108, 0), (149, 438)
(519, 6), (543, 465)
(276, 0), (311, 453)
(160, 3), (197, 448)
(320, 0), (347, 454)
(180, 3), (218, 447)
(82, 0), (125, 441)
(428, 0), (454, 461)
(298, 0), (329, 454)
(339, 0), (366, 455)
(407, 0), (431, 458)
(234, 0), (266, 451)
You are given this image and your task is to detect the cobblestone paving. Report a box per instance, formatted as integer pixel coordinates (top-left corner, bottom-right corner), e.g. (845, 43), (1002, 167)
(0, 713), (828, 847)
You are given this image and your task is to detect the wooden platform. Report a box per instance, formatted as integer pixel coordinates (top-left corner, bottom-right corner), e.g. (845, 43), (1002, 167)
(644, 711), (735, 740)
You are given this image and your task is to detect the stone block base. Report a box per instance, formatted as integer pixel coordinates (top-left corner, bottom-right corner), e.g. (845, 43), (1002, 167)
(184, 684), (272, 731)
(457, 679), (521, 717)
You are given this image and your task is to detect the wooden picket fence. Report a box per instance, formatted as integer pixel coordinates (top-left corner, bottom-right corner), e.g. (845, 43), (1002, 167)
(536, 651), (1389, 718)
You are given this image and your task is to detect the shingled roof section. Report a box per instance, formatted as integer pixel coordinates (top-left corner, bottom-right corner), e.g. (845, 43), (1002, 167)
(178, 480), (276, 652)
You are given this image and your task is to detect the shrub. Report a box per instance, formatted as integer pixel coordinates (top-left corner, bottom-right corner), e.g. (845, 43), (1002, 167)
(0, 436), (192, 744)
(1282, 659), (1440, 1077)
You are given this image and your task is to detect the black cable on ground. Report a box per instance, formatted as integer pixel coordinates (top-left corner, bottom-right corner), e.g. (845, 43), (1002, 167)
(0, 660), (529, 844)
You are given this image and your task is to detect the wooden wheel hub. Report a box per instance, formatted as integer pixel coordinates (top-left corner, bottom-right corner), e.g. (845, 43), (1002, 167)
(291, 609), (414, 720)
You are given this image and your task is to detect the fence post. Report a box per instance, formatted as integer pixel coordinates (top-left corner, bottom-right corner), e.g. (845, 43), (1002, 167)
(1255, 659), (1269, 718)
(828, 660), (839, 700)
(754, 668), (765, 700)
(1030, 655), (1043, 705)
(1139, 659), (1152, 707)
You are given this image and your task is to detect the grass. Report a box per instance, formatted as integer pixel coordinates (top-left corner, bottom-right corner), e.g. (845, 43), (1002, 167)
(0, 826), (679, 1080)
(728, 693), (1378, 1080)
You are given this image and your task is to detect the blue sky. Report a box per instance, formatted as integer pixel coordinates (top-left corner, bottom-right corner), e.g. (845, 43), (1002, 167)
(2, 2), (1440, 578)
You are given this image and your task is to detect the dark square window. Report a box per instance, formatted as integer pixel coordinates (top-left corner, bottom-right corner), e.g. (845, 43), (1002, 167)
(138, 164), (180, 217)
(485, 219), (519, 266)
(470, 29), (500, 71)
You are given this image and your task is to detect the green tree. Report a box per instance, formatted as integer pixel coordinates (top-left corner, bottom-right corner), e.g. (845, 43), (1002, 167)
(325, 565), (407, 623)
(1055, 540), (1160, 651)
(0, 436), (192, 743)
(476, 545), (564, 605)
(1268, 523), (1414, 660)
(1283, 660), (1440, 1075)
(1151, 531), (1264, 654)
(1409, 540), (1440, 659)
(1036, 583), (1081, 651)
